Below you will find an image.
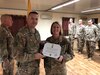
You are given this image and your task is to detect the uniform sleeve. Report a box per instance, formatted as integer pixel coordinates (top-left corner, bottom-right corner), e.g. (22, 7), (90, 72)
(0, 28), (8, 60)
(15, 32), (34, 62)
(82, 26), (86, 40)
(72, 24), (76, 36)
(14, 32), (26, 61)
(61, 39), (73, 63)
(94, 26), (99, 42)
(7, 34), (14, 61)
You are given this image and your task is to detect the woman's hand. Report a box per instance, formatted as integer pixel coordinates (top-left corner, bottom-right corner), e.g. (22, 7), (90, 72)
(56, 55), (63, 62)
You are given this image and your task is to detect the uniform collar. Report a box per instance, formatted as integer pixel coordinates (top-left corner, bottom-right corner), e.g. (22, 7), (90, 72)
(26, 25), (36, 34)
(1, 24), (9, 31)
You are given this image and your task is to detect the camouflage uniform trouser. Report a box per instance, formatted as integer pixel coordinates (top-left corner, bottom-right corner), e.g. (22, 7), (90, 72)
(77, 37), (85, 53)
(86, 41), (96, 58)
(16, 62), (39, 75)
(68, 35), (75, 56)
(45, 65), (67, 75)
(69, 35), (74, 50)
(2, 59), (14, 75)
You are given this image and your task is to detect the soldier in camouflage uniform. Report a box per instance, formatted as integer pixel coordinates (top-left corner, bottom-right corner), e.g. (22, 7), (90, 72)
(96, 23), (100, 50)
(68, 18), (76, 51)
(85, 19), (98, 60)
(15, 11), (44, 75)
(44, 21), (73, 75)
(0, 14), (14, 75)
(75, 19), (85, 54)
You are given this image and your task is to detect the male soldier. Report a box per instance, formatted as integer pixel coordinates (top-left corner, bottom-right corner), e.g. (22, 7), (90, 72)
(75, 19), (85, 54)
(0, 14), (14, 75)
(15, 11), (44, 75)
(96, 23), (100, 50)
(68, 18), (76, 50)
(85, 19), (98, 60)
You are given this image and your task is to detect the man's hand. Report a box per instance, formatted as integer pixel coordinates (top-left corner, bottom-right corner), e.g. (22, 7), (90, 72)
(2, 59), (10, 70)
(34, 53), (44, 60)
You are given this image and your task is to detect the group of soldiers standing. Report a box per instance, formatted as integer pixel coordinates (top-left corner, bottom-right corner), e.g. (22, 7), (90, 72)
(68, 18), (99, 60)
(0, 12), (44, 75)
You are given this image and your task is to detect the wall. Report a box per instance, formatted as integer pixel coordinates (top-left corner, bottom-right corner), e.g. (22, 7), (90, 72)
(0, 15), (1, 25)
(37, 12), (80, 40)
(0, 9), (27, 15)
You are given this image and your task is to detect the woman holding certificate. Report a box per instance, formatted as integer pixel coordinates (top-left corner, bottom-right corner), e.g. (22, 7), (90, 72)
(44, 21), (73, 75)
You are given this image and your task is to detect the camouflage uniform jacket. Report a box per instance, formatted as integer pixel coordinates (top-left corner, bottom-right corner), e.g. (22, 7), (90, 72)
(44, 36), (73, 69)
(0, 25), (14, 61)
(96, 24), (100, 39)
(75, 24), (85, 39)
(68, 23), (76, 36)
(15, 26), (41, 65)
(85, 25), (98, 42)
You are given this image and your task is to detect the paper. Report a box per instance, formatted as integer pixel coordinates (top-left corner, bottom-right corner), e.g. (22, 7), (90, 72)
(42, 43), (61, 58)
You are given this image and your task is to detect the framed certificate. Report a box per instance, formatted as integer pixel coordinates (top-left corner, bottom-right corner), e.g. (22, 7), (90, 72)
(42, 43), (61, 58)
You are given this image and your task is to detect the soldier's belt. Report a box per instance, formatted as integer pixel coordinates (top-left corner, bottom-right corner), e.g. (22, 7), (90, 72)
(18, 62), (28, 67)
(68, 34), (72, 35)
(17, 61), (37, 67)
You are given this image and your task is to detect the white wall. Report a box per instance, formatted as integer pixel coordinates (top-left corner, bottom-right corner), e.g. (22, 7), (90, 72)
(0, 9), (27, 15)
(37, 12), (80, 40)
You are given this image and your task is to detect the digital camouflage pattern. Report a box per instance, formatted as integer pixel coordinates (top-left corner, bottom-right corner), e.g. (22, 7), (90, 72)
(68, 23), (76, 50)
(86, 41), (96, 58)
(85, 25), (98, 58)
(85, 25), (98, 42)
(68, 23), (76, 36)
(0, 25), (14, 75)
(44, 36), (73, 75)
(15, 26), (41, 75)
(95, 24), (100, 50)
(76, 25), (85, 53)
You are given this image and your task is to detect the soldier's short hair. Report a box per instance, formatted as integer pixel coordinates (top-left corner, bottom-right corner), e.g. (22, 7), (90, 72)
(69, 18), (73, 23)
(88, 19), (93, 22)
(50, 21), (63, 35)
(28, 11), (38, 16)
(1, 14), (12, 23)
(79, 19), (82, 22)
(1, 14), (11, 19)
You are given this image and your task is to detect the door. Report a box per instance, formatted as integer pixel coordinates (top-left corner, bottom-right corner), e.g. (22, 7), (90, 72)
(9, 15), (26, 37)
(62, 17), (74, 36)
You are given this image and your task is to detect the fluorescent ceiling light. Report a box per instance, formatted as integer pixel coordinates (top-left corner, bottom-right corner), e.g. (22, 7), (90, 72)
(81, 8), (100, 13)
(95, 8), (100, 10)
(51, 0), (80, 10)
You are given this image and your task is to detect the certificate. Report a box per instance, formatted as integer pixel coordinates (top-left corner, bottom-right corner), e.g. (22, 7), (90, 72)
(42, 43), (61, 58)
